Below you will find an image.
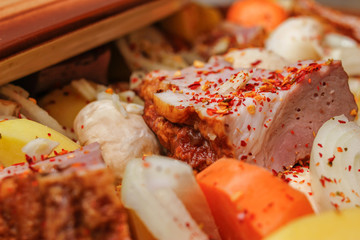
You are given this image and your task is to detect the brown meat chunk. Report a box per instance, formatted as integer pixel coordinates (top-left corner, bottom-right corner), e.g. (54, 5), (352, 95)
(0, 143), (130, 240)
(140, 57), (357, 172)
(143, 102), (218, 170)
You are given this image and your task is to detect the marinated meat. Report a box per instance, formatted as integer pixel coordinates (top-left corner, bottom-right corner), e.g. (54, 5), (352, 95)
(143, 102), (219, 170)
(0, 143), (130, 240)
(140, 57), (357, 172)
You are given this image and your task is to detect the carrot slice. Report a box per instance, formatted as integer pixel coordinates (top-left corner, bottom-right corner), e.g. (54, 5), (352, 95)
(197, 158), (314, 240)
(227, 0), (287, 32)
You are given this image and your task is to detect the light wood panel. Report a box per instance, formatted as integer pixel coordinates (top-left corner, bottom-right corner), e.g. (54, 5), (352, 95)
(0, 0), (187, 85)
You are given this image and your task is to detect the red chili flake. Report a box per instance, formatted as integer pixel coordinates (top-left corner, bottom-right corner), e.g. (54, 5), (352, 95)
(25, 154), (34, 165)
(251, 60), (262, 67)
(207, 108), (217, 116)
(337, 147), (343, 152)
(349, 165), (352, 171)
(188, 82), (201, 90)
(241, 140), (247, 147)
(241, 155), (248, 160)
(224, 66), (234, 71)
(143, 162), (150, 168)
(47, 133), (51, 137)
(331, 202), (339, 210)
(305, 143), (309, 148)
(290, 130), (295, 135)
(264, 124), (268, 128)
(158, 76), (166, 81)
(247, 125), (251, 131)
(320, 175), (333, 187)
(173, 77), (185, 80)
(318, 143), (323, 148)
(328, 155), (335, 167)
(272, 169), (278, 176)
(320, 177), (325, 187)
(338, 120), (346, 124)
(308, 192), (313, 196)
(319, 153), (323, 158)
(81, 125), (84, 129)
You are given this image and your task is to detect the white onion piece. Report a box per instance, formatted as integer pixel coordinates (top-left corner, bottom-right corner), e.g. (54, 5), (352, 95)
(21, 138), (59, 162)
(125, 103), (144, 115)
(0, 99), (19, 116)
(116, 27), (188, 72)
(310, 115), (360, 212)
(0, 84), (68, 137)
(322, 33), (357, 48)
(218, 70), (251, 95)
(117, 90), (144, 106)
(265, 17), (324, 62)
(96, 91), (112, 101)
(121, 156), (221, 240)
(96, 91), (144, 115)
(348, 77), (360, 125)
(322, 46), (360, 76)
(282, 167), (318, 212)
(71, 78), (97, 101)
(3, 84), (29, 98)
(225, 48), (290, 70)
(112, 94), (128, 118)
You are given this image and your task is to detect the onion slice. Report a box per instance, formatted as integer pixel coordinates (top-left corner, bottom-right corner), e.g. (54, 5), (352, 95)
(310, 115), (360, 212)
(21, 138), (59, 162)
(121, 156), (221, 240)
(0, 84), (68, 137)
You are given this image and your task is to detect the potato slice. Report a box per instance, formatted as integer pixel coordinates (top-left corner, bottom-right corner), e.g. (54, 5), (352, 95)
(38, 84), (88, 130)
(0, 119), (79, 166)
(265, 207), (360, 240)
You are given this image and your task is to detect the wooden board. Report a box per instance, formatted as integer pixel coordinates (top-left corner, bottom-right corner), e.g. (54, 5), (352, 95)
(0, 0), (187, 85)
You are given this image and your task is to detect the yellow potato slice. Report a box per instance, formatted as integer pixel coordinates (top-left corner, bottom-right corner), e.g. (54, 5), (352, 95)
(0, 119), (79, 166)
(38, 85), (88, 130)
(266, 207), (360, 240)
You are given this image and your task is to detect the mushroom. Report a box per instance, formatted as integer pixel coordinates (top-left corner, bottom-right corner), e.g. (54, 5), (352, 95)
(74, 99), (160, 179)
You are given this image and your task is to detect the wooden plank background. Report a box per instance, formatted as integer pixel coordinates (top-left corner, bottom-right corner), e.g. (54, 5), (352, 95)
(0, 0), (187, 85)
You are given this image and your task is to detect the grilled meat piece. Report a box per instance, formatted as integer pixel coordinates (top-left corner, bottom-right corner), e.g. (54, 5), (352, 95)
(140, 57), (357, 172)
(0, 143), (130, 240)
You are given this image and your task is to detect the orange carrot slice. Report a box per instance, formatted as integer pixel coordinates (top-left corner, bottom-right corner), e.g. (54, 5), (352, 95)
(227, 0), (287, 32)
(197, 158), (314, 240)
